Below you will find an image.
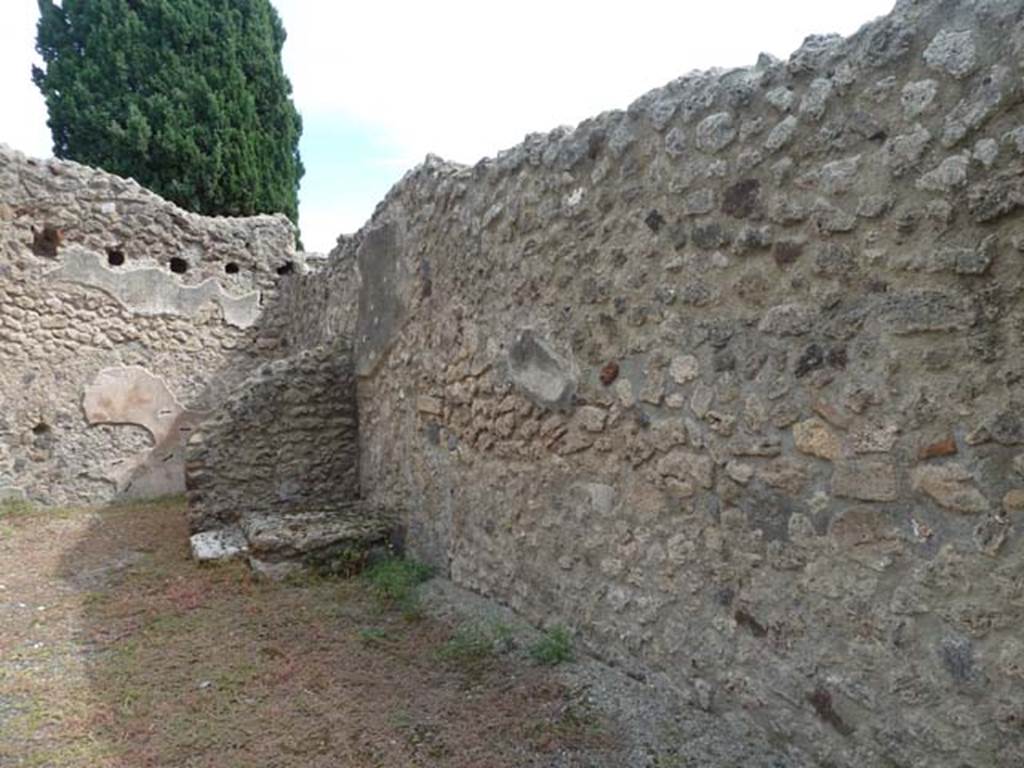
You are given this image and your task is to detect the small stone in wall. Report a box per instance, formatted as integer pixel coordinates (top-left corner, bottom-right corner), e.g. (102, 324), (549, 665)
(901, 80), (938, 118)
(942, 65), (1010, 148)
(575, 406), (607, 433)
(656, 448), (714, 489)
(599, 360), (619, 386)
(690, 383), (713, 418)
(764, 116), (798, 153)
(857, 194), (894, 219)
(669, 354), (699, 384)
(923, 29), (977, 80)
(918, 435), (957, 460)
(721, 179), (761, 218)
(832, 460), (899, 502)
(615, 378), (635, 408)
(882, 126), (931, 176)
(416, 395), (443, 416)
(851, 423), (900, 454)
(758, 303), (814, 336)
(989, 410), (1024, 445)
(1014, 454), (1024, 477)
(695, 112), (737, 153)
(954, 234), (998, 276)
(683, 188), (715, 216)
(1003, 490), (1024, 515)
(819, 156), (861, 196)
(793, 418), (841, 461)
(799, 78), (832, 121)
(973, 138), (999, 167)
(764, 86), (795, 113)
(912, 464), (989, 514)
(916, 155), (969, 193)
(829, 506), (899, 548)
(974, 515), (1010, 557)
(665, 127), (687, 157)
(726, 461), (754, 485)
(759, 457), (808, 495)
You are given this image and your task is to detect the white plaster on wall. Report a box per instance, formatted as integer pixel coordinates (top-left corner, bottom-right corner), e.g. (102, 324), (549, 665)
(82, 366), (205, 497)
(46, 246), (262, 329)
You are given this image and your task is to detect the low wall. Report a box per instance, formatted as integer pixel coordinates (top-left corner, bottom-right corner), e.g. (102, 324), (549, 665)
(351, 1), (1024, 765)
(185, 343), (360, 534)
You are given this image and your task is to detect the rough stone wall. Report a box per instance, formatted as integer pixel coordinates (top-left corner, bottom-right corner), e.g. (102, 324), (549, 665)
(0, 145), (299, 505)
(184, 344), (359, 534)
(353, 1), (1024, 765)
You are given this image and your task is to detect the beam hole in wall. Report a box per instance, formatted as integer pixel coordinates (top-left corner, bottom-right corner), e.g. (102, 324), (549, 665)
(106, 247), (125, 266)
(169, 257), (188, 274)
(31, 224), (62, 257)
(276, 261), (294, 276)
(32, 422), (51, 436)
(224, 262), (240, 274)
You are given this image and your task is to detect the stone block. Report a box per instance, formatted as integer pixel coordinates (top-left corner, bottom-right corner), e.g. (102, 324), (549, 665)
(912, 464), (989, 514)
(832, 460), (899, 501)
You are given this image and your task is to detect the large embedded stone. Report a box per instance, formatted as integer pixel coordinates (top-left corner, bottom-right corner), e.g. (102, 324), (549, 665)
(507, 330), (577, 411)
(912, 464), (989, 514)
(923, 30), (977, 79)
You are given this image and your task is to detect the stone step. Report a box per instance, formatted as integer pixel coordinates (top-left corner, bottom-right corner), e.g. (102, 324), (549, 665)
(190, 503), (395, 580)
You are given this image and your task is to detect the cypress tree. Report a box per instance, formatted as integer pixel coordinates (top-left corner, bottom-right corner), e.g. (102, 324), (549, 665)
(32, 0), (304, 227)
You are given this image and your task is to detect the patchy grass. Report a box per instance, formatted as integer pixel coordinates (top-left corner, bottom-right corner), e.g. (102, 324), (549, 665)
(530, 625), (576, 666)
(362, 555), (434, 618)
(0, 498), (621, 767)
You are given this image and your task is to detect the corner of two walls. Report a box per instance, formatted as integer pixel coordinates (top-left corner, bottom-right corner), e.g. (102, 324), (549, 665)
(0, 145), (302, 508)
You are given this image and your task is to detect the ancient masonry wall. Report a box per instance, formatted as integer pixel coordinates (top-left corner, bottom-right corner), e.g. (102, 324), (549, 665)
(348, 1), (1024, 765)
(0, 146), (300, 506)
(184, 344), (360, 534)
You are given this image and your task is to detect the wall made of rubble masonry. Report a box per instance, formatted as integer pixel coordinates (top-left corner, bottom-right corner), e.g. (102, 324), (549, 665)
(184, 344), (359, 534)
(349, 1), (1024, 765)
(0, 146), (299, 506)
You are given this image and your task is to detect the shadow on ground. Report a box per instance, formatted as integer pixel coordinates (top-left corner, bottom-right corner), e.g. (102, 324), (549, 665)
(0, 498), (623, 768)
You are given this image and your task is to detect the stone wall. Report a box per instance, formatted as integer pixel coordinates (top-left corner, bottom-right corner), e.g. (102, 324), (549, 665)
(184, 343), (360, 534)
(350, 1), (1024, 765)
(0, 145), (299, 505)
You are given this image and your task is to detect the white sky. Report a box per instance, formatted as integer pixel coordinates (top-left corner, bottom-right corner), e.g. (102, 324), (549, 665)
(2, 1), (895, 251)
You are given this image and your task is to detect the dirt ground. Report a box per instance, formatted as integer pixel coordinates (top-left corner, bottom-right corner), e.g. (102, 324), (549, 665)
(0, 497), (626, 768)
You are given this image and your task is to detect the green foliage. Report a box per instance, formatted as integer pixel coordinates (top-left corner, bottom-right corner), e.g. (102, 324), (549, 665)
(436, 623), (496, 664)
(33, 0), (304, 227)
(529, 626), (575, 666)
(361, 556), (434, 617)
(0, 498), (34, 517)
(357, 627), (392, 647)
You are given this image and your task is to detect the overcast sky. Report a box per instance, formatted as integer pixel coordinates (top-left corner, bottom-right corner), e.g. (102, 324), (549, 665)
(2, 1), (894, 252)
